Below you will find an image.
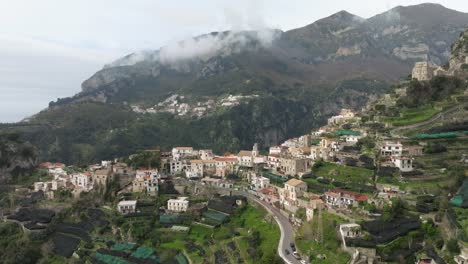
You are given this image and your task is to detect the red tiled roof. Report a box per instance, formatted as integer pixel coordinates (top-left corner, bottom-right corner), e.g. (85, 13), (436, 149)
(330, 189), (368, 201)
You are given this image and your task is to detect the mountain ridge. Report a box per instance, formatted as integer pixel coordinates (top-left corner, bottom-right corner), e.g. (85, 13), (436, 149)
(8, 3), (468, 164)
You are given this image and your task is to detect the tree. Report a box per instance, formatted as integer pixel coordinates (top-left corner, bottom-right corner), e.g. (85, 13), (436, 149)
(447, 239), (460, 254)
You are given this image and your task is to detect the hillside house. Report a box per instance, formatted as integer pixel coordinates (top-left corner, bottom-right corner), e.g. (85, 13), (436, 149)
(404, 145), (423, 156)
(269, 146), (283, 155)
(171, 147), (195, 160)
(344, 135), (362, 144)
(199, 149), (214, 160)
(167, 197), (189, 212)
(381, 141), (403, 156)
(117, 200), (137, 214)
(214, 157), (237, 177)
(283, 179), (307, 202)
(267, 154), (281, 169)
(93, 169), (111, 186)
(135, 169), (159, 180)
(324, 189), (368, 208)
(392, 157), (414, 172)
(170, 160), (189, 175)
(280, 157), (309, 176)
(251, 175), (270, 190)
(71, 173), (92, 190)
(340, 223), (362, 238)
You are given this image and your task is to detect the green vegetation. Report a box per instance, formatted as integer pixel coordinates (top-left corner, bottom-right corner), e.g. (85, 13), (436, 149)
(311, 162), (374, 184)
(160, 204), (281, 264)
(382, 105), (440, 126)
(296, 211), (350, 264)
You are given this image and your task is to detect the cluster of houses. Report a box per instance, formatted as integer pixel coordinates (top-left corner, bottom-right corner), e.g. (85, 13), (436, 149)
(34, 162), (113, 199)
(380, 141), (423, 172)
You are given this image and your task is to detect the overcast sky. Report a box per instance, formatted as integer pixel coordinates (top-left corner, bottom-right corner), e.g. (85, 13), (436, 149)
(1, 0), (468, 122)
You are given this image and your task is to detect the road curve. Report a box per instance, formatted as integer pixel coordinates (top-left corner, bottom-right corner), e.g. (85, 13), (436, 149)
(191, 182), (302, 263)
(234, 191), (302, 264)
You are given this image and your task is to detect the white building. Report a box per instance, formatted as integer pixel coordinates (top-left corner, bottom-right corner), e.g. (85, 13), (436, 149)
(71, 173), (92, 190)
(381, 141), (403, 157)
(167, 197), (189, 212)
(392, 157), (414, 172)
(171, 147), (195, 160)
(136, 169), (159, 180)
(199, 149), (214, 160)
(344, 135), (362, 144)
(340, 223), (361, 238)
(251, 175), (270, 190)
(118, 200), (137, 214)
(269, 146), (283, 155)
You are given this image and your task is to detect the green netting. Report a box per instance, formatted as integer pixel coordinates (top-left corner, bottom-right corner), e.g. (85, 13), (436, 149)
(262, 171), (288, 183)
(175, 253), (188, 264)
(450, 195), (463, 207)
(95, 253), (133, 264)
(159, 214), (181, 224)
(451, 178), (468, 208)
(111, 243), (136, 251)
(203, 210), (229, 223)
(410, 132), (459, 139)
(336, 130), (361, 136)
(131, 247), (159, 260)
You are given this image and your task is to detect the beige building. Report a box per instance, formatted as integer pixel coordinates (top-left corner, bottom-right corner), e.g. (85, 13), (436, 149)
(280, 157), (309, 176)
(214, 157), (237, 177)
(167, 197), (189, 212)
(93, 169), (111, 186)
(412, 61), (436, 81)
(283, 179), (307, 202)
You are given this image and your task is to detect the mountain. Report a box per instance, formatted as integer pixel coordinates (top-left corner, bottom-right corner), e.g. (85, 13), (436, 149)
(7, 3), (468, 164)
(0, 133), (37, 183)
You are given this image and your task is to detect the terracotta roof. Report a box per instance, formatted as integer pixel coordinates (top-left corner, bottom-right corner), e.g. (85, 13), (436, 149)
(285, 178), (306, 187)
(330, 189), (368, 201)
(214, 157), (237, 162)
(238, 150), (252, 157)
(175, 147), (193, 150)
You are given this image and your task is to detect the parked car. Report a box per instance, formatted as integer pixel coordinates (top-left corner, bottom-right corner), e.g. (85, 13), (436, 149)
(292, 252), (301, 260)
(285, 249), (290, 255)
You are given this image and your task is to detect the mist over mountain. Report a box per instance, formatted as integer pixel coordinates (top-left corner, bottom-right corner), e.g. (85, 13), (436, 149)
(6, 3), (468, 164)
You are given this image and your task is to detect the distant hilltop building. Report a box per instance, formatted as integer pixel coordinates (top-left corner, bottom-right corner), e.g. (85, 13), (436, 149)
(411, 61), (449, 81)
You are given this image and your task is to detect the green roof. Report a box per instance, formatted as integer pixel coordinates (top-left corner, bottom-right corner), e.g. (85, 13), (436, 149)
(111, 243), (136, 251)
(450, 178), (468, 208)
(131, 247), (159, 260)
(159, 214), (181, 224)
(203, 210), (229, 223)
(95, 253), (133, 264)
(175, 253), (188, 264)
(336, 130), (361, 136)
(262, 171), (288, 183)
(410, 132), (459, 139)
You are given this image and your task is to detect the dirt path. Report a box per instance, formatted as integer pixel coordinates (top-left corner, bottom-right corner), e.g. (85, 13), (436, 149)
(392, 104), (464, 134)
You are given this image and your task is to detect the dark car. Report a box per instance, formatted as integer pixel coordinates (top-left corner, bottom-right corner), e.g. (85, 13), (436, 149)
(290, 242), (296, 250)
(285, 249), (290, 255)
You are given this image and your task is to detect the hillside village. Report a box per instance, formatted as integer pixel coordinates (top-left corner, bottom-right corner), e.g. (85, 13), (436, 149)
(12, 88), (468, 264)
(2, 22), (468, 264)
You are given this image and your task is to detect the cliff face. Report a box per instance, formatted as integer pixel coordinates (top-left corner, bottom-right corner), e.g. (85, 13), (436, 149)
(449, 28), (468, 74)
(0, 134), (37, 183)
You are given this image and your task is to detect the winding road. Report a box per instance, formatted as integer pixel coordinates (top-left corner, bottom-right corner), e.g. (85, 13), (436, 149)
(230, 189), (302, 264)
(192, 181), (301, 263)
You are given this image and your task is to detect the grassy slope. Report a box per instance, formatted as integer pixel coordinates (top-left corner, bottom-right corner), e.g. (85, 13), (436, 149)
(161, 204), (280, 264)
(296, 211), (350, 264)
(307, 162), (374, 184)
